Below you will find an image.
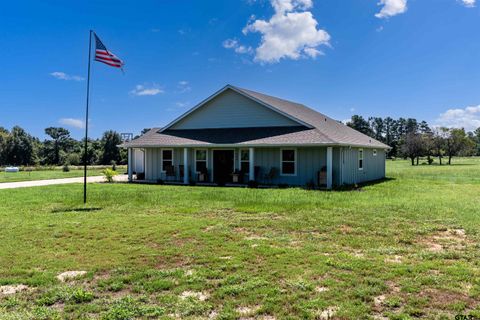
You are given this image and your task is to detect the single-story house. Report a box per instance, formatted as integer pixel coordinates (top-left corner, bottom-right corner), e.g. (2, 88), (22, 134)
(121, 85), (389, 189)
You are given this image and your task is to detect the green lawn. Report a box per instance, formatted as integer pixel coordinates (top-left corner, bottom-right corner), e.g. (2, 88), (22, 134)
(0, 159), (479, 319)
(0, 166), (126, 183)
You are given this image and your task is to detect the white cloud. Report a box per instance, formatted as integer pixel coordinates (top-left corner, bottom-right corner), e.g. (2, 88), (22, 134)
(59, 118), (84, 129)
(243, 0), (330, 63)
(129, 84), (164, 96)
(177, 81), (191, 93)
(223, 39), (253, 54)
(176, 102), (189, 108)
(223, 39), (238, 49)
(375, 0), (408, 19)
(460, 0), (476, 7)
(50, 72), (84, 81)
(436, 105), (480, 131)
(304, 47), (323, 58)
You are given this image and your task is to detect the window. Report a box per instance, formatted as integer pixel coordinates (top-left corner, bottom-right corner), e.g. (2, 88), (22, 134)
(162, 149), (173, 171)
(373, 149), (377, 157)
(281, 149), (296, 175)
(195, 149), (207, 173)
(240, 149), (250, 173)
(358, 149), (364, 170)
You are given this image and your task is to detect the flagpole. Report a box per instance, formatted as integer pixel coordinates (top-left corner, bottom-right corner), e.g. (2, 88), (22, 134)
(83, 30), (93, 204)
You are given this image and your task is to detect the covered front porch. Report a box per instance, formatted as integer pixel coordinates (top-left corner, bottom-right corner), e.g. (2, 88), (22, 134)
(128, 146), (336, 189)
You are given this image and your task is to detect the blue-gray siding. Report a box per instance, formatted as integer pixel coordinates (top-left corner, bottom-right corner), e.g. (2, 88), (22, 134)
(254, 147), (326, 185)
(339, 148), (386, 185)
(170, 89), (300, 130)
(143, 146), (385, 186)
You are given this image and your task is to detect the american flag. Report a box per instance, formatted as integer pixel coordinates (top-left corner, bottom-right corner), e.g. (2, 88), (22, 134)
(94, 33), (124, 68)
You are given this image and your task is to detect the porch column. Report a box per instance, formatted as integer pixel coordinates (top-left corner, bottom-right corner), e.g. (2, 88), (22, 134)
(127, 148), (133, 182)
(326, 147), (333, 190)
(183, 148), (189, 185)
(249, 147), (255, 182)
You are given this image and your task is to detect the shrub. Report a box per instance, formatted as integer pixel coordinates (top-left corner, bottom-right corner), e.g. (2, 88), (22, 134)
(103, 168), (118, 183)
(69, 288), (94, 303)
(103, 296), (142, 320)
(62, 164), (70, 172)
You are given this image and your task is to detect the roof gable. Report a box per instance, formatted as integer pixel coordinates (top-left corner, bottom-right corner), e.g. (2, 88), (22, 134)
(162, 86), (311, 131)
(123, 85), (389, 149)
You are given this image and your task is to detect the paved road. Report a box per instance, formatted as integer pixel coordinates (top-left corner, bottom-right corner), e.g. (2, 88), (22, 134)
(0, 175), (128, 190)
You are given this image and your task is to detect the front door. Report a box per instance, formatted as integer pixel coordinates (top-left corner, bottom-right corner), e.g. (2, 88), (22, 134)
(213, 150), (234, 185)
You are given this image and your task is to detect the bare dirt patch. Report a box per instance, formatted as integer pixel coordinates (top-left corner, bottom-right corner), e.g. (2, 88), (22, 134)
(56, 270), (87, 282)
(339, 225), (353, 234)
(384, 255), (403, 264)
(315, 286), (329, 293)
(372, 282), (401, 317)
(420, 228), (470, 252)
(0, 284), (29, 295)
(203, 225), (216, 232)
(179, 290), (209, 301)
(318, 306), (338, 319)
(420, 288), (476, 309)
(374, 294), (386, 306)
(236, 305), (261, 316)
(351, 249), (365, 258)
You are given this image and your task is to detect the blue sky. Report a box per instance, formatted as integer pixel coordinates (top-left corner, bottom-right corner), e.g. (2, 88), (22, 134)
(1, 0), (480, 139)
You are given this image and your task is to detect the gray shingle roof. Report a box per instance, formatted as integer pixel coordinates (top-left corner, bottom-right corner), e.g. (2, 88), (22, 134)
(122, 85), (389, 149)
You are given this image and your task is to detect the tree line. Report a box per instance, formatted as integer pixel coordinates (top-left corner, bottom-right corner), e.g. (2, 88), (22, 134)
(346, 115), (480, 165)
(0, 126), (127, 167)
(1, 119), (479, 167)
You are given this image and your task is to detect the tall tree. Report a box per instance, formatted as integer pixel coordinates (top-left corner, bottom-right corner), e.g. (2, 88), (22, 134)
(101, 130), (122, 165)
(443, 128), (469, 165)
(5, 126), (36, 166)
(432, 128), (446, 165)
(347, 115), (373, 137)
(368, 117), (385, 142)
(474, 127), (480, 156)
(405, 118), (419, 134)
(44, 127), (72, 165)
(0, 127), (9, 166)
(400, 132), (424, 166)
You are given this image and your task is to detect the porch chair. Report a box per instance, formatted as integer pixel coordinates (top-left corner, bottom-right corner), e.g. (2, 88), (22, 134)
(197, 167), (209, 182)
(165, 165), (176, 181)
(263, 167), (278, 185)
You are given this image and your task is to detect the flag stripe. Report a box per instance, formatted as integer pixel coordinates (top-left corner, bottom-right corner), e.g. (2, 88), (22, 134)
(95, 57), (122, 64)
(95, 59), (123, 67)
(95, 53), (122, 63)
(93, 33), (124, 69)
